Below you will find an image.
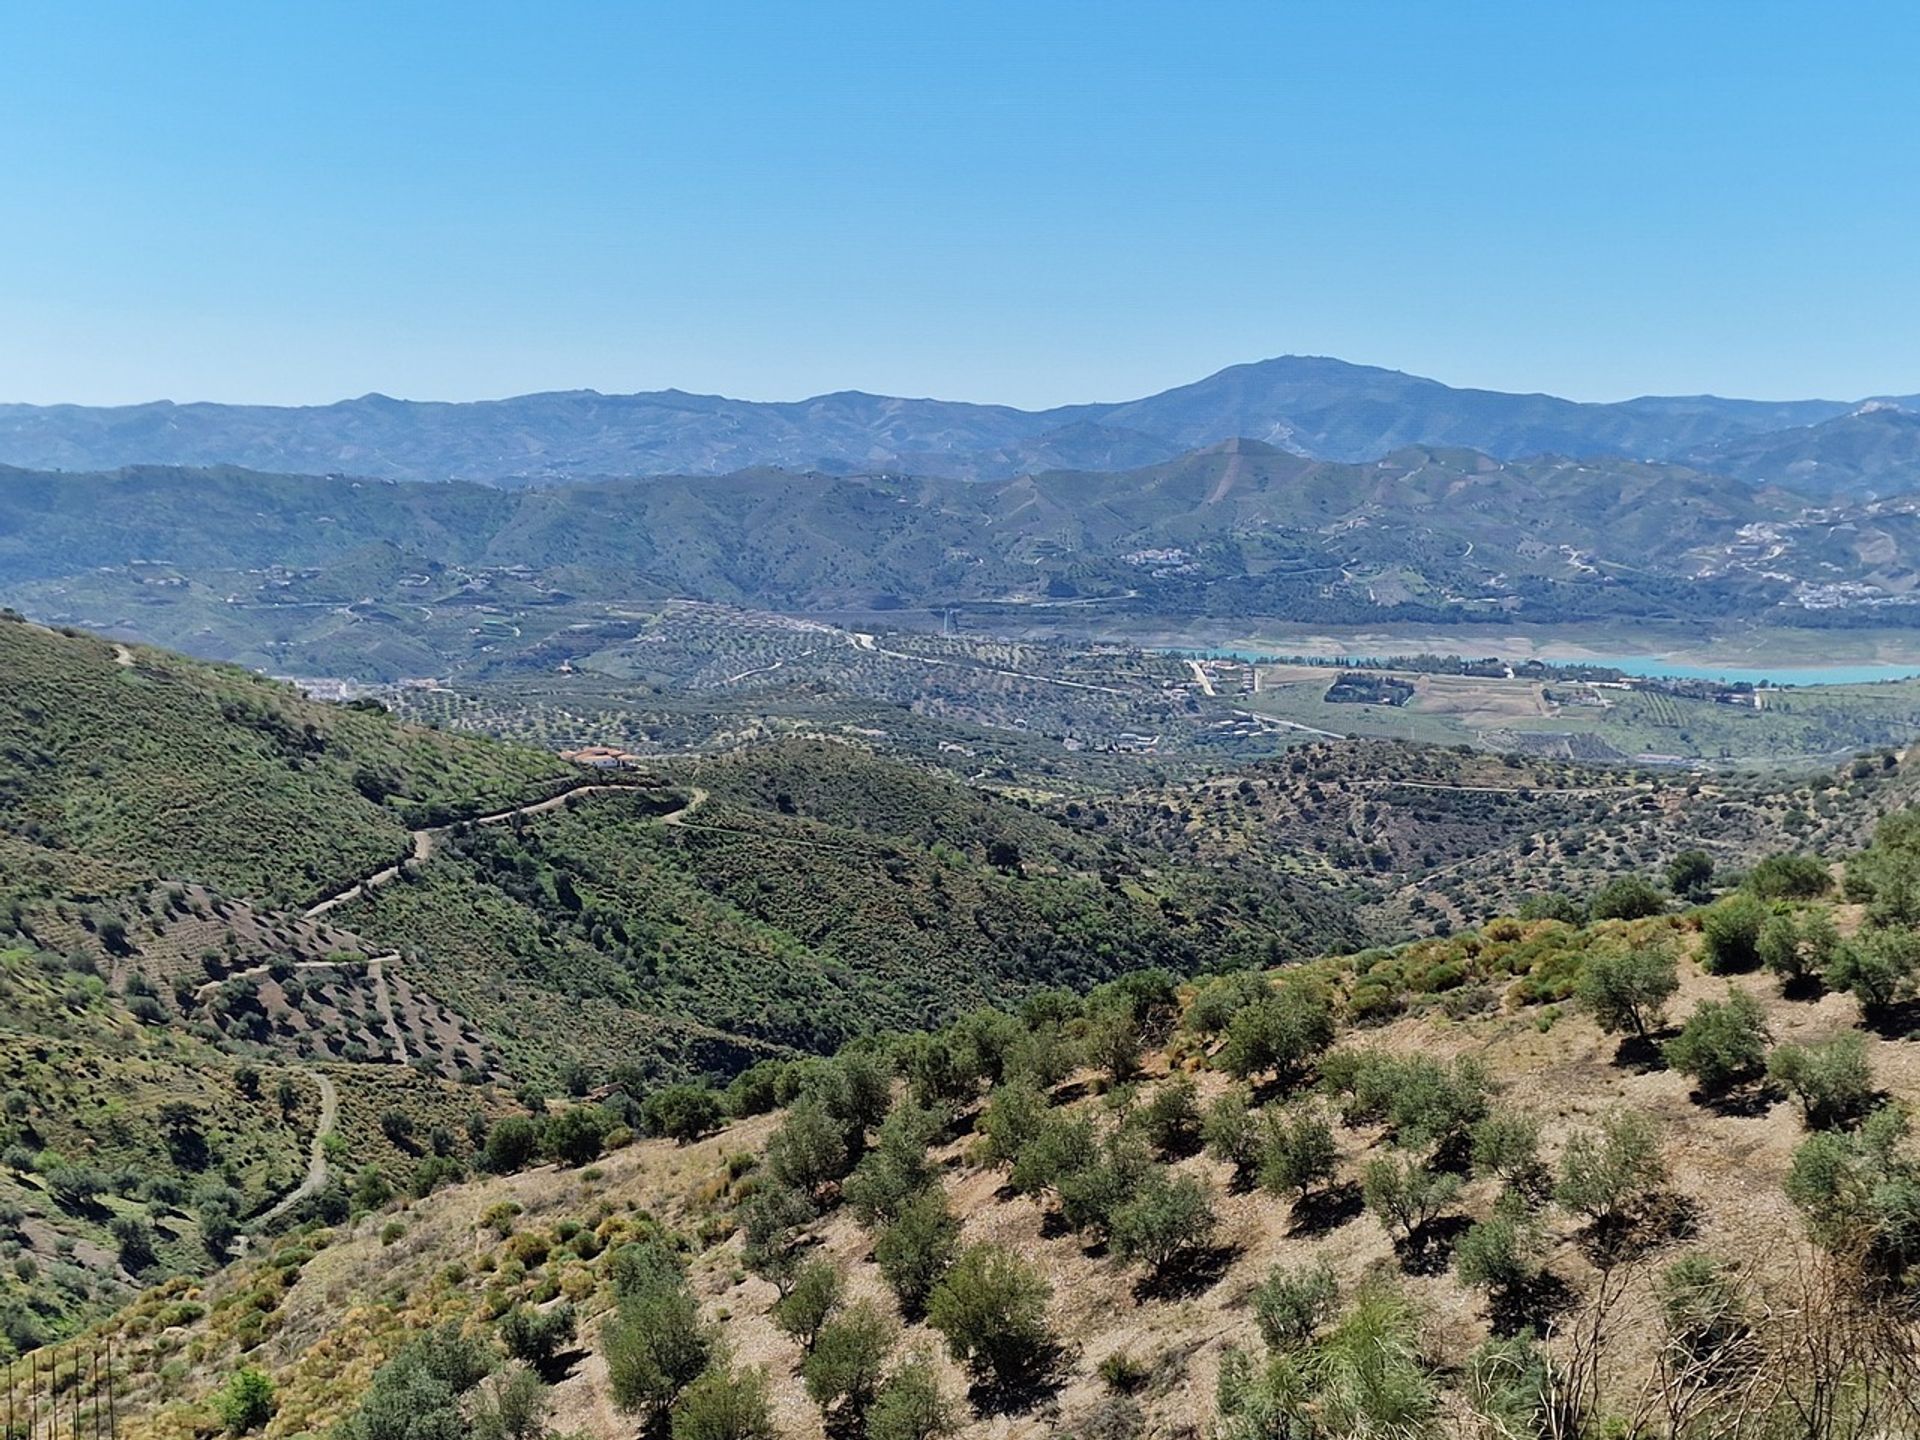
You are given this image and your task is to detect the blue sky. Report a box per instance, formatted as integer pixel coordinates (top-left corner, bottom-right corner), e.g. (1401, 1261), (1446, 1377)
(1, 1), (1914, 407)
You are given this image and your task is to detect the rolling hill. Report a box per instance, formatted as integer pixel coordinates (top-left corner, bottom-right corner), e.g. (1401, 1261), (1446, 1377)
(3, 356), (1914, 485)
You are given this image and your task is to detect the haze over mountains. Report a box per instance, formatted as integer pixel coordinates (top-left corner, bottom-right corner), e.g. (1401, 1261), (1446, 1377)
(6, 354), (1920, 495)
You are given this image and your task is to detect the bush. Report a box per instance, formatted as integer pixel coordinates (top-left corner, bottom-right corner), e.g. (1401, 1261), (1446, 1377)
(1109, 1168), (1216, 1278)
(543, 1106), (608, 1167)
(1768, 1032), (1874, 1129)
(1667, 849), (1715, 903)
(802, 1301), (896, 1423)
(1829, 927), (1920, 1013)
(1217, 980), (1334, 1087)
(765, 1098), (851, 1200)
(1747, 853), (1832, 901)
(865, 1349), (957, 1440)
(771, 1259), (842, 1353)
(1185, 970), (1270, 1036)
(738, 1182), (816, 1294)
(843, 1104), (941, 1227)
(1575, 942), (1678, 1038)
(1258, 1107), (1337, 1200)
(874, 1189), (959, 1318)
(1251, 1259), (1338, 1351)
(334, 1324), (494, 1440)
(1362, 1156), (1461, 1242)
(1785, 1104), (1920, 1274)
(603, 1270), (716, 1421)
(1555, 1110), (1667, 1226)
(212, 1367), (276, 1435)
(482, 1116), (541, 1175)
(1201, 1088), (1261, 1180)
(642, 1085), (724, 1144)
(1656, 1253), (1751, 1370)
(1469, 1108), (1542, 1184)
(1758, 910), (1837, 990)
(1590, 875), (1667, 921)
(1454, 1211), (1544, 1297)
(1140, 1074), (1202, 1157)
(1700, 895), (1768, 974)
(925, 1244), (1055, 1391)
(669, 1365), (776, 1440)
(498, 1301), (576, 1372)
(1664, 988), (1771, 1094)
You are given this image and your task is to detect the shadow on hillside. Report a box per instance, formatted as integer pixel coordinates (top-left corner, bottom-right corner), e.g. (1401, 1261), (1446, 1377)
(1780, 973), (1827, 1003)
(1488, 1270), (1577, 1338)
(535, 1345), (589, 1384)
(1692, 1080), (1783, 1118)
(1610, 1033), (1670, 1074)
(1579, 1192), (1700, 1267)
(1396, 1214), (1472, 1276)
(1288, 1180), (1363, 1238)
(1133, 1241), (1241, 1302)
(1862, 999), (1920, 1040)
(967, 1341), (1071, 1417)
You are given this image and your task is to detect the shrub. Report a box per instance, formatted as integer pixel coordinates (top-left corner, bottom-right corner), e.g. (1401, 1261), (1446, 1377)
(865, 1349), (957, 1440)
(1454, 1212), (1544, 1297)
(1768, 1032), (1874, 1129)
(604, 1273), (716, 1421)
(642, 1085), (723, 1144)
(1140, 1074), (1202, 1157)
(1589, 875), (1667, 921)
(874, 1189), (959, 1318)
(1555, 1110), (1667, 1226)
(1201, 1088), (1261, 1180)
(802, 1301), (896, 1423)
(669, 1365), (775, 1440)
(482, 1116), (541, 1175)
(542, 1106), (608, 1167)
(765, 1098), (851, 1201)
(1664, 988), (1771, 1094)
(212, 1367), (275, 1435)
(1258, 1107), (1338, 1201)
(1667, 849), (1716, 903)
(1829, 928), (1920, 1014)
(1700, 895), (1768, 974)
(725, 1062), (787, 1118)
(334, 1324), (494, 1440)
(1575, 942), (1678, 1038)
(1109, 1168), (1216, 1278)
(925, 1244), (1055, 1391)
(1251, 1259), (1338, 1352)
(738, 1182), (815, 1294)
(1362, 1156), (1461, 1242)
(498, 1301), (576, 1372)
(1217, 980), (1334, 1087)
(1655, 1253), (1751, 1370)
(1469, 1109), (1542, 1184)
(1054, 1129), (1154, 1240)
(1185, 970), (1270, 1036)
(1747, 853), (1832, 901)
(843, 1104), (941, 1227)
(1785, 1104), (1920, 1274)
(771, 1259), (842, 1353)
(978, 1081), (1048, 1170)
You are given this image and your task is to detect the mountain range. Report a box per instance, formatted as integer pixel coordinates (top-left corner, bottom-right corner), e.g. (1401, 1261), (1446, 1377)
(5, 355), (1919, 494)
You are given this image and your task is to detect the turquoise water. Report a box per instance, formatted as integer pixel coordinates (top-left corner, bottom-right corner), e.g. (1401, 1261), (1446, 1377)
(1574, 658), (1920, 687)
(1171, 647), (1920, 687)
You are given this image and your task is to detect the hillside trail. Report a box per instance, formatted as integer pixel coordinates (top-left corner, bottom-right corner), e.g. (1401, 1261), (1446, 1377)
(302, 781), (705, 921)
(253, 1069), (339, 1231)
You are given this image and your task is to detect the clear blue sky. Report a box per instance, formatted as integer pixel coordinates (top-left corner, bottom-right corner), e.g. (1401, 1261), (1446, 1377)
(2, 1), (1914, 408)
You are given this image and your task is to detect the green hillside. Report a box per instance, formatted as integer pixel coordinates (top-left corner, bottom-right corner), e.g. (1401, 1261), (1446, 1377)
(0, 615), (566, 907)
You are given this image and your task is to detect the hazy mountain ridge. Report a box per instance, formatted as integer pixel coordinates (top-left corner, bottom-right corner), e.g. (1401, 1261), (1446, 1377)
(5, 355), (1917, 488)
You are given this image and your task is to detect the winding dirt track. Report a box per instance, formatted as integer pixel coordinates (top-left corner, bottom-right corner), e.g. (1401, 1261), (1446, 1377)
(256, 1070), (339, 1227)
(302, 782), (701, 921)
(240, 782), (704, 1227)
